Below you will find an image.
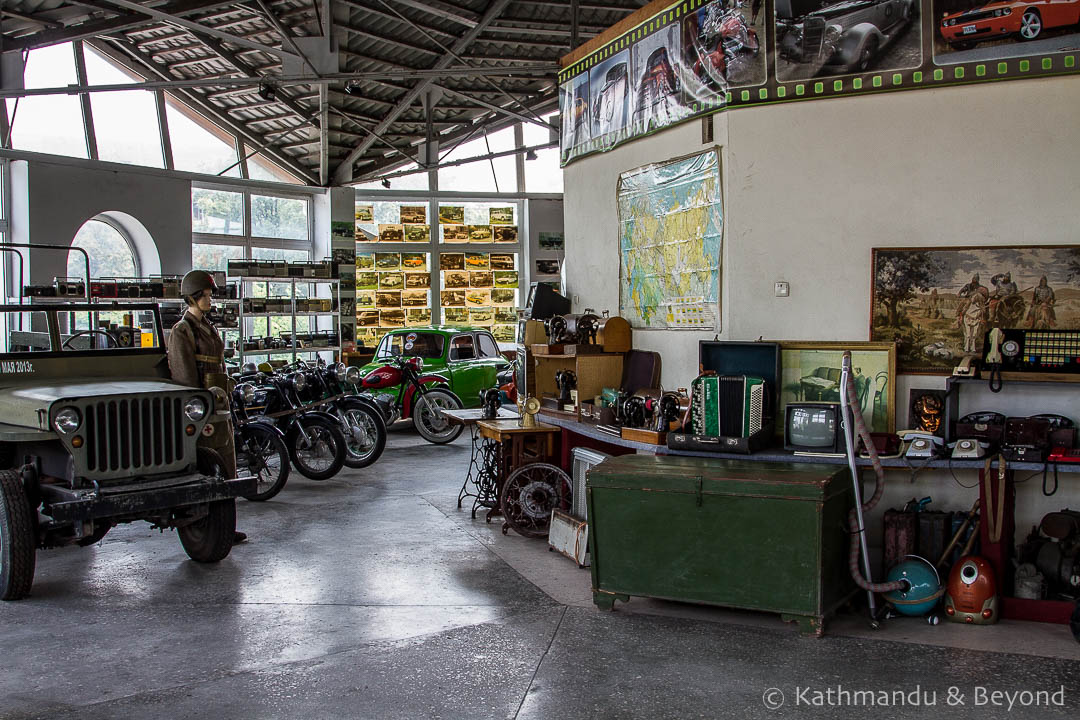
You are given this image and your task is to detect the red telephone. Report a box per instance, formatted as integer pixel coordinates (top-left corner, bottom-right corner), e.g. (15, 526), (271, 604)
(1048, 446), (1080, 463)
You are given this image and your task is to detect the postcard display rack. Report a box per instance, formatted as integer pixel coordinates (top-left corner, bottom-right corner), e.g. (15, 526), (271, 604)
(227, 260), (341, 366)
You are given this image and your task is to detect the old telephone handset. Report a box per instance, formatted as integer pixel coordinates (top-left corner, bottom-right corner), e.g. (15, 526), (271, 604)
(952, 356), (977, 377)
(899, 430), (946, 459)
(984, 327), (1005, 392)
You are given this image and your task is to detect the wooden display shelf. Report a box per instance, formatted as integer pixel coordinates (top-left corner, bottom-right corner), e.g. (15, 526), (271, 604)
(533, 352), (624, 421)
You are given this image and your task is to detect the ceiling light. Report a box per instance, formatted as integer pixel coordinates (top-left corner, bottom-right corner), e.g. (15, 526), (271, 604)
(381, 178), (391, 189)
(345, 81), (363, 98)
(525, 150), (538, 161)
(257, 80), (277, 101)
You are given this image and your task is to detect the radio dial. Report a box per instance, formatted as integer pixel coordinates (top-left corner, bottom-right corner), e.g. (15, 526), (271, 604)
(1002, 340), (1020, 357)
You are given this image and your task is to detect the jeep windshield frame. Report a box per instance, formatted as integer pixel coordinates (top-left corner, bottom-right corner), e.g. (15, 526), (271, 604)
(0, 303), (166, 358)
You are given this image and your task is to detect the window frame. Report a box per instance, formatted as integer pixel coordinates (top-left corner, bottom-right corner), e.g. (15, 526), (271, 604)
(69, 215), (141, 279)
(191, 181), (313, 257)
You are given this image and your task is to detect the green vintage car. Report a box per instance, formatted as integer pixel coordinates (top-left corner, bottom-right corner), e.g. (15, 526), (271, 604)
(357, 326), (510, 413)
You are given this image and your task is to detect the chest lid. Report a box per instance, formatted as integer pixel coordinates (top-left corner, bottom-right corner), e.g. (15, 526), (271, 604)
(587, 454), (848, 501)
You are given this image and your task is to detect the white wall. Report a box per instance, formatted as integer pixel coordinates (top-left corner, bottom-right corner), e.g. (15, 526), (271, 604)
(563, 75), (1080, 555)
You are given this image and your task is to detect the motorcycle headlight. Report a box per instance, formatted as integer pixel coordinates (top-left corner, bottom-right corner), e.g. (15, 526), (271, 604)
(290, 373), (307, 391)
(334, 362), (348, 381)
(54, 407), (81, 434)
(236, 382), (255, 405)
(345, 366), (361, 384)
(184, 397), (207, 422)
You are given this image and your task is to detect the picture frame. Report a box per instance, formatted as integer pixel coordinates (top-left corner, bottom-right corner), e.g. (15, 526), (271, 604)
(870, 245), (1080, 375)
(778, 341), (897, 436)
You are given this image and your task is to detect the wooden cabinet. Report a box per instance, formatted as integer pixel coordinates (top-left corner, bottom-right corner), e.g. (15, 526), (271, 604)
(532, 350), (624, 418)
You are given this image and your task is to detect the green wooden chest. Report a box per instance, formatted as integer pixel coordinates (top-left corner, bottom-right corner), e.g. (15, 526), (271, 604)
(586, 454), (855, 636)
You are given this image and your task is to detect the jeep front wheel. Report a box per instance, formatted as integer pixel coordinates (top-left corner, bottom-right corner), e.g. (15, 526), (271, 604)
(178, 500), (236, 563)
(0, 470), (36, 600)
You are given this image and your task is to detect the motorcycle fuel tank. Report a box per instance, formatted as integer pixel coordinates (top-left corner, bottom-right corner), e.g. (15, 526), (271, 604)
(361, 365), (402, 389)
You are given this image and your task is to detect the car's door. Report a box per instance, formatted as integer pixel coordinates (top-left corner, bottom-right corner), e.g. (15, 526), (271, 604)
(446, 333), (485, 406)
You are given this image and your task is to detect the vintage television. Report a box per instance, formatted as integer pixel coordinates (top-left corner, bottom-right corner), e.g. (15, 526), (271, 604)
(525, 282), (571, 320)
(785, 402), (845, 454)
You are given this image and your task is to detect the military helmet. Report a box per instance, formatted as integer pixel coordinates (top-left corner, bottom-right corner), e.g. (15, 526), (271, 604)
(181, 270), (217, 299)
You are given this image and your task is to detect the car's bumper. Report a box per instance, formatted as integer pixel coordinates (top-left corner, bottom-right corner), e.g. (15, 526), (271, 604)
(941, 20), (1017, 43)
(42, 473), (257, 523)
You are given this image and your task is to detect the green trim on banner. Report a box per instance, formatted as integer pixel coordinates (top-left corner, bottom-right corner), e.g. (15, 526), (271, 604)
(1020, 60), (1030, 72)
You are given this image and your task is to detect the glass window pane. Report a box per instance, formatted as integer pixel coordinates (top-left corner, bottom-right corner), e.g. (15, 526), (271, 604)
(192, 243), (244, 272)
(523, 112), (562, 193)
(166, 96), (241, 177)
(353, 170), (429, 192)
(192, 188), (243, 236)
(252, 194), (309, 240)
(246, 147), (303, 185)
(6, 43), (87, 158)
(438, 127), (516, 193)
(83, 46), (163, 168)
(67, 219), (137, 280)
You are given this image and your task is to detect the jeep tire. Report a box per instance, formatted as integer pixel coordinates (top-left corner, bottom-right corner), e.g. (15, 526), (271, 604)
(0, 470), (37, 600)
(178, 500), (236, 562)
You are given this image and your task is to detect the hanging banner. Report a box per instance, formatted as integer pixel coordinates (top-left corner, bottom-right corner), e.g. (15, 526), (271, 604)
(617, 148), (723, 330)
(560, 0), (1079, 165)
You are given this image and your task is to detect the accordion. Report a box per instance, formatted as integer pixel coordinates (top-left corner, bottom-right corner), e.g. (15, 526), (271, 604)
(690, 374), (766, 438)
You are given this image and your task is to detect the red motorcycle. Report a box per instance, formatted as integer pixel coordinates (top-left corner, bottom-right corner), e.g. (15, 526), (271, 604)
(693, 8), (759, 87)
(359, 356), (464, 444)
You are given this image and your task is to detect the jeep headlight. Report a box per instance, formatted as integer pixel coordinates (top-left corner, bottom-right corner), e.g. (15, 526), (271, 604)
(54, 407), (81, 434)
(346, 366), (361, 384)
(335, 362), (348, 381)
(184, 397), (207, 422)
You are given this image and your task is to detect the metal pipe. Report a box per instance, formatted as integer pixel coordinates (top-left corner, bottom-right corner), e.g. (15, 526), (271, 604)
(3, 243), (91, 300)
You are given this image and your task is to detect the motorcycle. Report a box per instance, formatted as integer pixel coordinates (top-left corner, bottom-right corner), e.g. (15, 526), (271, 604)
(360, 355), (464, 444)
(231, 382), (290, 501)
(294, 359), (387, 469)
(233, 365), (347, 480)
(693, 7), (759, 87)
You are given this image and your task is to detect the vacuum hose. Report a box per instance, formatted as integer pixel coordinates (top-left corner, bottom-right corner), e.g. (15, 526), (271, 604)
(840, 352), (907, 595)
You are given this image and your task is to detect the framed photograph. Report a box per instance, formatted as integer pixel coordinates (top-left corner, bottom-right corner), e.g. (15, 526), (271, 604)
(489, 207), (514, 225)
(536, 258), (561, 275)
(355, 225), (377, 243)
(465, 289), (490, 307)
(375, 252), (400, 270)
(441, 290), (465, 307)
(443, 271), (469, 289)
(404, 273), (431, 289)
(493, 271), (518, 288)
(378, 272), (403, 289)
(439, 206), (465, 224)
(401, 252), (427, 271)
(538, 232), (564, 251)
(331, 221), (353, 239)
(870, 246), (1080, 374)
(376, 291), (401, 308)
(378, 224), (404, 243)
(444, 307), (469, 324)
(407, 308), (432, 326)
(355, 272), (378, 291)
(493, 324), (516, 342)
(356, 253), (374, 270)
(381, 309), (406, 328)
(465, 253), (489, 271)
(493, 226), (518, 243)
(356, 290), (375, 309)
(495, 308), (518, 324)
(357, 309), (380, 326)
(778, 341), (897, 436)
(469, 307), (494, 325)
(490, 254), (515, 270)
(491, 288), (515, 306)
(470, 271), (493, 288)
(468, 225), (492, 243)
(355, 205), (374, 223)
(400, 205), (426, 224)
(442, 224), (469, 243)
(439, 253), (465, 271)
(404, 224), (430, 243)
(401, 290), (428, 307)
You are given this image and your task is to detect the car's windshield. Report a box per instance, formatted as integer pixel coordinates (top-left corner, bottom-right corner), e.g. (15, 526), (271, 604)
(0, 307), (162, 354)
(376, 332), (445, 360)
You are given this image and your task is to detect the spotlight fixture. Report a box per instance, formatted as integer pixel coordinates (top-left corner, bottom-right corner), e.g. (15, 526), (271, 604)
(525, 150), (538, 161)
(381, 178), (391, 189)
(257, 80), (277, 101)
(345, 81), (363, 97)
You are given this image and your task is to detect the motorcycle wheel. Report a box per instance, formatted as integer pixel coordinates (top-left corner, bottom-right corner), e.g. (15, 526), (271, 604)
(236, 423), (290, 501)
(413, 389), (463, 444)
(288, 416), (346, 480)
(339, 399), (387, 469)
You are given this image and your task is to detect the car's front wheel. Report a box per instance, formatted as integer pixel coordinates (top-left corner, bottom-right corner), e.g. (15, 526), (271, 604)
(855, 36), (878, 72)
(0, 470), (36, 601)
(178, 448), (236, 563)
(1019, 10), (1042, 40)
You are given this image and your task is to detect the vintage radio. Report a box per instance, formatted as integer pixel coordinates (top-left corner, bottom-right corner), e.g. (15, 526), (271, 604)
(256, 260), (288, 277)
(208, 306), (238, 328)
(1001, 416), (1052, 462)
(265, 298), (289, 313)
(159, 275), (181, 298)
(24, 284), (57, 298)
(114, 279), (142, 298)
(54, 277), (86, 298)
(227, 259), (254, 277)
(90, 279), (118, 298)
(315, 260), (334, 278)
(140, 280), (164, 298)
(288, 261), (317, 278)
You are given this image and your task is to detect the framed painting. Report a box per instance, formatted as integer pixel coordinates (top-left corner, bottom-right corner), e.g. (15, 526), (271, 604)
(778, 341), (897, 436)
(870, 246), (1080, 375)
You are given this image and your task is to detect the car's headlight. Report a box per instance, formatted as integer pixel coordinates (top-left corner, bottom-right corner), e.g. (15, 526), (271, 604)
(1002, 7), (1011, 14)
(184, 397), (207, 422)
(236, 382), (255, 405)
(290, 373), (307, 391)
(345, 366), (361, 384)
(54, 407), (81, 434)
(334, 362), (348, 381)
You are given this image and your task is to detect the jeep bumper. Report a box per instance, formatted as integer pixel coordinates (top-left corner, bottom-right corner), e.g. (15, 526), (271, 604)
(42, 473), (257, 524)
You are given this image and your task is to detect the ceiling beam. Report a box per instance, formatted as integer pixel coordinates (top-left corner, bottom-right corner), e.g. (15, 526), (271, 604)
(95, 0), (300, 60)
(333, 0), (516, 185)
(389, 0), (479, 28)
(337, 0), (456, 41)
(1, 10), (64, 29)
(335, 20), (441, 58)
(433, 84), (556, 131)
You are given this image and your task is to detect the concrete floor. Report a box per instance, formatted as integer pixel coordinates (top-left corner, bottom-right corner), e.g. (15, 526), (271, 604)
(2, 427), (1078, 719)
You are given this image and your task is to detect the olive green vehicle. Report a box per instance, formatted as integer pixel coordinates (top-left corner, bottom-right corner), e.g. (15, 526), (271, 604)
(0, 303), (256, 601)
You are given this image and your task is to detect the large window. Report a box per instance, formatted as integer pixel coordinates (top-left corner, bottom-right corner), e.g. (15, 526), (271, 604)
(523, 113), (563, 194)
(438, 127), (517, 193)
(5, 43), (87, 158)
(83, 45), (164, 168)
(168, 101), (242, 177)
(252, 194), (308, 241)
(66, 218), (138, 280)
(192, 188), (244, 236)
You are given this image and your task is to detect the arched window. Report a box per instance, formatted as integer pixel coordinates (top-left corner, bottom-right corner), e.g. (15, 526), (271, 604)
(67, 217), (138, 281)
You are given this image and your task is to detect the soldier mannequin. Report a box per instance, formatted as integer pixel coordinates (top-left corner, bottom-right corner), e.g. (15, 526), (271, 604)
(168, 270), (247, 544)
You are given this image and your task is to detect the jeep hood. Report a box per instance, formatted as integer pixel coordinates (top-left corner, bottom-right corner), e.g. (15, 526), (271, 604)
(0, 378), (201, 431)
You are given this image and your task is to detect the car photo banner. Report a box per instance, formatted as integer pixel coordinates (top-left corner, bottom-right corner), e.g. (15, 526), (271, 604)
(559, 0), (1080, 165)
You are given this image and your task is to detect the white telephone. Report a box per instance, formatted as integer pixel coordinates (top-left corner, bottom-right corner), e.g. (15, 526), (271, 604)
(899, 430), (946, 459)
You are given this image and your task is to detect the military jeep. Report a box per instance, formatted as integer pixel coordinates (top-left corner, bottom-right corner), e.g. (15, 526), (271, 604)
(0, 302), (255, 600)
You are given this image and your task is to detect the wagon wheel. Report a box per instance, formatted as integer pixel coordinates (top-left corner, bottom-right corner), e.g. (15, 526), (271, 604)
(499, 463), (571, 539)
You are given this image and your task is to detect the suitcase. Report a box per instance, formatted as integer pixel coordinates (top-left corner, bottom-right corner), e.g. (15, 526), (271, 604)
(883, 509), (917, 572)
(587, 455), (854, 636)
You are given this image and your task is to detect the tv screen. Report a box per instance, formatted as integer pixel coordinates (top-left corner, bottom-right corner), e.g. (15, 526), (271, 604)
(526, 282), (571, 320)
(785, 403), (842, 452)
